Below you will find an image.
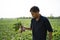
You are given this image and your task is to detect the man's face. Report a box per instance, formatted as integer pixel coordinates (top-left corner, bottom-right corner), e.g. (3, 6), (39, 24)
(31, 12), (39, 18)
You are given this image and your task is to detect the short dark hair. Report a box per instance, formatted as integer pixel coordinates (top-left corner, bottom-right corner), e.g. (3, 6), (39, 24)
(30, 6), (40, 12)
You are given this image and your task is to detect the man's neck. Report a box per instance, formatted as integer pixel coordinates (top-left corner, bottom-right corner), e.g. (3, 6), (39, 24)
(36, 14), (41, 21)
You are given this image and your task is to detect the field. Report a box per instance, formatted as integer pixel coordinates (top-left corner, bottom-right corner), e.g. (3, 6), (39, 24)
(0, 18), (60, 40)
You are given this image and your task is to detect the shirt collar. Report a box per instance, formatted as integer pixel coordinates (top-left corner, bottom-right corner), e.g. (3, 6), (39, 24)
(34, 15), (42, 22)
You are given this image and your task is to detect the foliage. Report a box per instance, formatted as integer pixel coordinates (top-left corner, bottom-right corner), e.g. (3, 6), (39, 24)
(0, 18), (60, 40)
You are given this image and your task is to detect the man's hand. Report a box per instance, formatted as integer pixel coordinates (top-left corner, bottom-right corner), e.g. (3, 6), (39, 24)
(21, 26), (26, 33)
(49, 32), (52, 40)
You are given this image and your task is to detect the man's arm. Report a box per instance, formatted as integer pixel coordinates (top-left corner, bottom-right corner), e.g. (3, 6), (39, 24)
(21, 19), (33, 32)
(25, 27), (32, 30)
(44, 18), (53, 40)
(49, 32), (52, 40)
(20, 27), (31, 33)
(21, 27), (32, 33)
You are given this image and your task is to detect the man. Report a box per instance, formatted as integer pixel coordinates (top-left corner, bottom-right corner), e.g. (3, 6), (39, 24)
(21, 6), (53, 40)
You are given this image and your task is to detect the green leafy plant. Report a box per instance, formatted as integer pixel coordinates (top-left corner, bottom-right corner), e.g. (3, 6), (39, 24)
(13, 22), (22, 31)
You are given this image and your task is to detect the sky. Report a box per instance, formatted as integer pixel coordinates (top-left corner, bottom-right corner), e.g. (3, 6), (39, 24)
(0, 0), (60, 18)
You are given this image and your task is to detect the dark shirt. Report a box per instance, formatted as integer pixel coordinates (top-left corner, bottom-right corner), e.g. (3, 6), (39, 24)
(30, 15), (53, 40)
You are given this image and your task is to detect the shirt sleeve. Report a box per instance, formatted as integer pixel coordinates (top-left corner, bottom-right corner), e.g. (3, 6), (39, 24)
(30, 19), (33, 29)
(44, 18), (53, 32)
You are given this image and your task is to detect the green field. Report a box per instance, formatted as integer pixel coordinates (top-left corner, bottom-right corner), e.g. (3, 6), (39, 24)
(0, 18), (60, 40)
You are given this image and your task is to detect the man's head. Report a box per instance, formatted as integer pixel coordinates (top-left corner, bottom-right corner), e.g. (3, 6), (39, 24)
(30, 6), (40, 18)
